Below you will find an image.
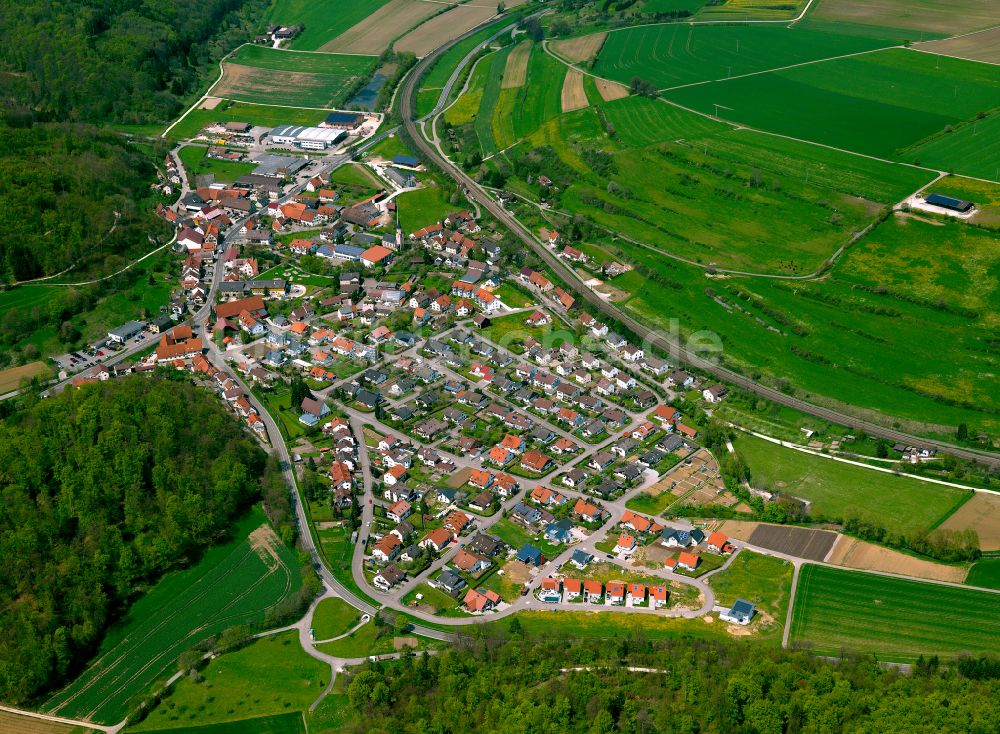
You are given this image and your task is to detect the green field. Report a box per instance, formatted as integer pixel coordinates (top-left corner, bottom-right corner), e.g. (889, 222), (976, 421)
(177, 146), (255, 185)
(133, 633), (325, 731)
(708, 551), (793, 639)
(215, 46), (376, 108)
(789, 564), (1000, 661)
(665, 48), (1000, 174)
(311, 597), (361, 640)
(167, 101), (328, 141)
(45, 508), (302, 724)
(734, 433), (970, 533)
(901, 110), (1000, 182)
(265, 0), (392, 50)
(134, 712), (305, 734)
(511, 44), (566, 141)
(481, 610), (731, 642)
(593, 25), (899, 91)
(695, 0), (808, 21)
(396, 181), (454, 228)
(966, 558), (1000, 590)
(473, 46), (513, 155)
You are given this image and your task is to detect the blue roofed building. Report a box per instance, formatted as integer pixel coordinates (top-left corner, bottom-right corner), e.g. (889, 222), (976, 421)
(517, 544), (544, 566)
(393, 154), (420, 167)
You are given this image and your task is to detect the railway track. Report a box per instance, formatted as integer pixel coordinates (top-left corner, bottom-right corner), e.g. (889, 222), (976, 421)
(398, 23), (1000, 468)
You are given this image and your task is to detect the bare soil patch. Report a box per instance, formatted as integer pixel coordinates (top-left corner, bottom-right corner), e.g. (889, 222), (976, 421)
(813, 0), (1000, 36)
(321, 0), (441, 55)
(395, 4), (497, 57)
(827, 535), (968, 582)
(446, 466), (472, 488)
(0, 361), (50, 393)
(502, 41), (532, 89)
(596, 78), (629, 101)
(551, 32), (607, 64)
(249, 523), (284, 569)
(717, 520), (760, 541)
(504, 560), (533, 585)
(938, 491), (1000, 551)
(561, 69), (588, 112)
(199, 96), (223, 110)
(393, 636), (419, 649)
(0, 711), (88, 734)
(747, 524), (837, 561)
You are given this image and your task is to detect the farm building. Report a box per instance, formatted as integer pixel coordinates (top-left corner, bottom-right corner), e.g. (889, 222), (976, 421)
(323, 111), (366, 129)
(925, 193), (974, 213)
(269, 125), (347, 150)
(393, 154), (420, 167)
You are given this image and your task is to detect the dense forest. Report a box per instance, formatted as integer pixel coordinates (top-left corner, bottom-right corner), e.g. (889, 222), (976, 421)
(0, 122), (172, 282)
(0, 0), (270, 124)
(347, 637), (1000, 733)
(0, 376), (268, 703)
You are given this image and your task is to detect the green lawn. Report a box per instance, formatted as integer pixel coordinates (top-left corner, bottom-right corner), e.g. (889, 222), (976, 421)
(177, 146), (255, 185)
(329, 162), (383, 198)
(401, 583), (462, 615)
(265, 0), (392, 51)
(707, 551), (792, 639)
(133, 633), (326, 731)
(46, 508), (302, 725)
(735, 433), (971, 534)
(665, 48), (1000, 174)
(489, 518), (563, 560)
(789, 564), (1000, 661)
(966, 558), (1000, 590)
(625, 490), (676, 516)
(395, 182), (453, 229)
(132, 711), (305, 734)
(593, 24), (899, 91)
(311, 597), (361, 640)
(481, 610), (732, 642)
(494, 282), (536, 308)
(313, 620), (446, 658)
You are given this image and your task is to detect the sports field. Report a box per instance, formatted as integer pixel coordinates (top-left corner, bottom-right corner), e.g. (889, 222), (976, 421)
(265, 0), (392, 50)
(213, 46), (376, 108)
(789, 564), (1000, 660)
(592, 24), (898, 91)
(43, 509), (301, 725)
(132, 632), (325, 731)
(734, 433), (971, 534)
(664, 48), (1000, 172)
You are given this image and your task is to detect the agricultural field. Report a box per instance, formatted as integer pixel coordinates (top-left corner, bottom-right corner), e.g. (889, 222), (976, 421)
(592, 24), (899, 91)
(561, 70), (588, 112)
(664, 48), (1000, 176)
(0, 360), (51, 393)
(900, 111), (1000, 182)
(265, 0), (392, 50)
(965, 558), (1000, 590)
(550, 32), (607, 65)
(443, 56), (489, 126)
(134, 712), (304, 734)
(212, 46), (376, 108)
(395, 4), (499, 58)
(132, 633), (325, 731)
(473, 46), (513, 155)
(809, 0), (1000, 37)
(826, 536), (970, 583)
(0, 711), (93, 734)
(319, 0), (442, 54)
(166, 101), (327, 141)
(707, 550), (793, 638)
(502, 40), (532, 89)
(44, 509), (302, 724)
(916, 27), (1000, 65)
(695, 0), (808, 21)
(734, 433), (971, 534)
(937, 492), (1000, 552)
(789, 564), (1000, 660)
(177, 146), (255, 185)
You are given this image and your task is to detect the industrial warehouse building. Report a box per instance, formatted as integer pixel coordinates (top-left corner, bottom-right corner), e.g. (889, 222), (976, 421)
(269, 125), (347, 150)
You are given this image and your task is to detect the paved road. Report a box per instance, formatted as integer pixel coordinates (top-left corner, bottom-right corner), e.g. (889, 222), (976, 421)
(397, 23), (1000, 469)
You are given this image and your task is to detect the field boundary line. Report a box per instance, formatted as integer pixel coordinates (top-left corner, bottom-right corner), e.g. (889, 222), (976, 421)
(656, 45), (899, 93)
(730, 425), (995, 496)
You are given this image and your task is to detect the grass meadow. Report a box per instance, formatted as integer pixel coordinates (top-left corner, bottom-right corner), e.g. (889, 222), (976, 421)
(695, 0), (808, 21)
(265, 0), (392, 51)
(789, 564), (1000, 661)
(135, 712), (305, 734)
(965, 558), (1000, 590)
(395, 182), (454, 227)
(311, 597), (361, 640)
(45, 508), (301, 724)
(592, 24), (898, 91)
(708, 551), (793, 640)
(734, 433), (972, 534)
(177, 146), (255, 185)
(664, 48), (1000, 172)
(133, 632), (325, 731)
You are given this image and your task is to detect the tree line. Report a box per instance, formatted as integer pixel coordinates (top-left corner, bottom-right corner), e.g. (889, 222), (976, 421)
(343, 635), (1000, 733)
(0, 376), (271, 704)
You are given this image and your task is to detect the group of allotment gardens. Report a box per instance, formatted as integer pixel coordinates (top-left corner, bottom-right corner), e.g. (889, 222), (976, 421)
(63, 102), (950, 626)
